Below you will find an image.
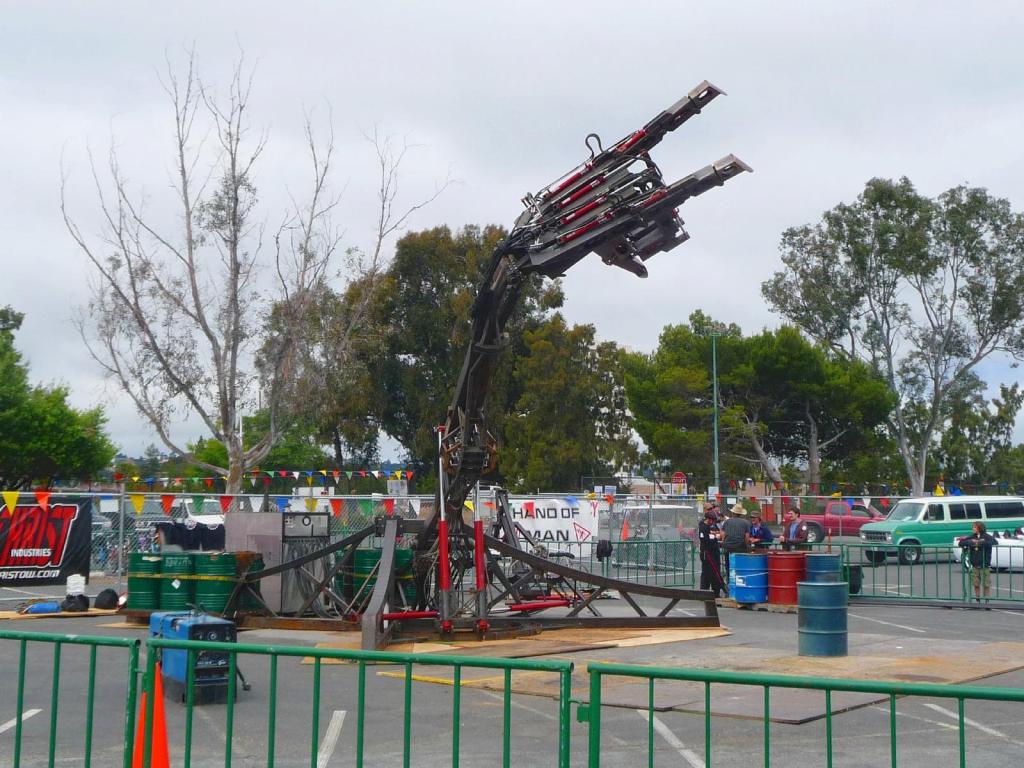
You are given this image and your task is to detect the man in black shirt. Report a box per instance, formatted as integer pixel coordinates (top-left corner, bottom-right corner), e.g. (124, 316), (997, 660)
(698, 507), (726, 597)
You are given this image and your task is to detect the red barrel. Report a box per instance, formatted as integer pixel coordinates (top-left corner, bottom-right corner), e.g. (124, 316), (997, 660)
(768, 551), (807, 604)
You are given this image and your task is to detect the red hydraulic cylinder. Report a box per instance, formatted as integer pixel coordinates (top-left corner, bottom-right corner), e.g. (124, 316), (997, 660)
(473, 520), (486, 591)
(506, 599), (571, 612)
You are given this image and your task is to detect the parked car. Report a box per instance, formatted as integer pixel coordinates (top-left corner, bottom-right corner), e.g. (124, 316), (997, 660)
(861, 496), (1024, 564)
(952, 530), (1024, 571)
(800, 500), (885, 543)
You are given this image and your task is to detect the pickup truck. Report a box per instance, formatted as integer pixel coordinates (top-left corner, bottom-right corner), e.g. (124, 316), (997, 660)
(800, 501), (885, 543)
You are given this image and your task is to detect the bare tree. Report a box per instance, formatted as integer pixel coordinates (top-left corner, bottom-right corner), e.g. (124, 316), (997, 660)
(63, 52), (446, 492)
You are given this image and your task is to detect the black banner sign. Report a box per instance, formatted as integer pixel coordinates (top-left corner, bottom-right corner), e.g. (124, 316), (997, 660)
(0, 497), (92, 586)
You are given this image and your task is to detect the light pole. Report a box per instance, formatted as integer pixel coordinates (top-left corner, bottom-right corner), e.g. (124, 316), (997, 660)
(711, 332), (720, 493)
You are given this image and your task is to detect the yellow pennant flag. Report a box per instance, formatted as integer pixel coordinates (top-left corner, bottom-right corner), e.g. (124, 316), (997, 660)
(305, 497), (317, 512)
(2, 490), (19, 515)
(463, 500), (474, 512)
(130, 494), (146, 515)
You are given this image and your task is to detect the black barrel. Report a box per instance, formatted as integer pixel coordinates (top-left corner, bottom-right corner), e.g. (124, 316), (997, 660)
(798, 581), (848, 657)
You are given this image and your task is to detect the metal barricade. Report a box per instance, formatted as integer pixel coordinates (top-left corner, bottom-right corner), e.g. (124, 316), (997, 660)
(0, 629), (141, 768)
(138, 637), (575, 768)
(583, 662), (1024, 768)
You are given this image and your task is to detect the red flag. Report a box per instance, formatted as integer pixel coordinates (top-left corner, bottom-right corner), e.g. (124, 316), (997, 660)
(406, 471), (414, 480)
(604, 494), (614, 505)
(332, 470), (341, 480)
(34, 490), (51, 511)
(160, 494), (175, 516)
(524, 501), (535, 518)
(279, 470), (288, 478)
(263, 476), (271, 487)
(219, 495), (232, 513)
(204, 478), (213, 489)
(621, 518), (630, 541)
(384, 498), (395, 517)
(329, 498), (342, 517)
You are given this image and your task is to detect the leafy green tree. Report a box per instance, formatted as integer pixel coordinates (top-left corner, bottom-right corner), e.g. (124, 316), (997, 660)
(623, 314), (749, 487)
(746, 327), (893, 485)
(362, 225), (563, 470)
(764, 178), (1024, 494)
(0, 307), (116, 488)
(936, 381), (1023, 488)
(187, 410), (330, 474)
(625, 314), (892, 489)
(500, 315), (634, 491)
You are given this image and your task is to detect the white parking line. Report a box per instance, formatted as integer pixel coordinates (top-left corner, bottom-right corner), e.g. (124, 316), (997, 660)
(848, 613), (926, 634)
(870, 705), (957, 731)
(636, 710), (704, 768)
(0, 709), (41, 734)
(316, 710), (346, 768)
(919, 703), (1024, 745)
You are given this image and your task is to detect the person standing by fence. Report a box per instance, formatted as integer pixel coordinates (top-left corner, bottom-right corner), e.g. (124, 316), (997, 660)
(721, 503), (751, 583)
(779, 506), (809, 551)
(748, 514), (773, 549)
(699, 506), (726, 597)
(959, 522), (997, 606)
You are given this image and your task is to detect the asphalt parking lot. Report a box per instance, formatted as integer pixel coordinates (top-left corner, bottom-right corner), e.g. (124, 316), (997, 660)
(4, 577), (1024, 768)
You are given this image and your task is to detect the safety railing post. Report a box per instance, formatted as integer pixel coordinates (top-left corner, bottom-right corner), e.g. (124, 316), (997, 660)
(14, 638), (26, 768)
(122, 640), (140, 768)
(141, 641), (157, 768)
(558, 667), (571, 768)
(587, 667), (602, 768)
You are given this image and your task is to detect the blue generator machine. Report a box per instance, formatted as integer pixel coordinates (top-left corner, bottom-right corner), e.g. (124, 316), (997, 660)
(149, 610), (247, 702)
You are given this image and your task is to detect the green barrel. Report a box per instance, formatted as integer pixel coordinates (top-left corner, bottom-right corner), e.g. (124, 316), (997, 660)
(126, 553), (162, 610)
(194, 552), (237, 614)
(798, 581), (849, 657)
(240, 556), (265, 611)
(160, 552), (195, 610)
(337, 548), (416, 603)
(805, 553), (843, 582)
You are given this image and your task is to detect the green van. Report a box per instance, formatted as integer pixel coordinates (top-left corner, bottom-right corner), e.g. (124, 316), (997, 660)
(859, 495), (1024, 564)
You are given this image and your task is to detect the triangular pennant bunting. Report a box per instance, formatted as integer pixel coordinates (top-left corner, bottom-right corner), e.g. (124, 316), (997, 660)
(160, 494), (175, 516)
(34, 490), (51, 511)
(2, 490), (19, 515)
(130, 494), (146, 515)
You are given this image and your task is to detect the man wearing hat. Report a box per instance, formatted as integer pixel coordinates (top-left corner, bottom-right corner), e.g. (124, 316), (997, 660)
(721, 503), (752, 585)
(748, 513), (774, 549)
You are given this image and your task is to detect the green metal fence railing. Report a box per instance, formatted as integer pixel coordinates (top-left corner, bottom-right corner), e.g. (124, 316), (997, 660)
(139, 637), (575, 768)
(0, 629), (141, 768)
(7, 629), (1024, 767)
(582, 662), (1024, 768)
(805, 541), (1024, 604)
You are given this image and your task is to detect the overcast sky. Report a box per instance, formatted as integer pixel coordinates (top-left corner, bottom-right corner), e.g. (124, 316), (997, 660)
(3, 2), (1024, 459)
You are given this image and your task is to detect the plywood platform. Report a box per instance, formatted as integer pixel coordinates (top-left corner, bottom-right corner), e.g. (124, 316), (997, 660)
(367, 630), (1024, 724)
(302, 625), (730, 665)
(0, 608), (119, 621)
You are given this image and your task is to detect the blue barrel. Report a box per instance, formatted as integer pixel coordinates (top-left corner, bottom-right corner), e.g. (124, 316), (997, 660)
(805, 553), (843, 582)
(798, 581), (848, 657)
(730, 553), (768, 603)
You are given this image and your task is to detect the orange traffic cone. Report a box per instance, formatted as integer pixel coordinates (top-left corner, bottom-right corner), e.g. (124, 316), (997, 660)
(132, 663), (170, 768)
